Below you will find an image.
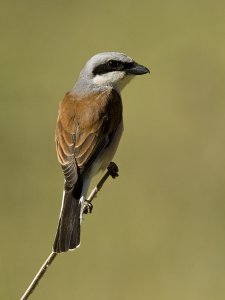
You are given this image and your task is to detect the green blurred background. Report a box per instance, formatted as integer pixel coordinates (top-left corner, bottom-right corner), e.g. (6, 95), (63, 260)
(1, 0), (225, 299)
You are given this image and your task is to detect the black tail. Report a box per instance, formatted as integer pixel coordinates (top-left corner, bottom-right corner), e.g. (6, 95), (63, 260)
(53, 185), (82, 253)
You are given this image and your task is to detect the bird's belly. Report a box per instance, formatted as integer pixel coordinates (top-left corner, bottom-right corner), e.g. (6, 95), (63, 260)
(91, 121), (124, 176)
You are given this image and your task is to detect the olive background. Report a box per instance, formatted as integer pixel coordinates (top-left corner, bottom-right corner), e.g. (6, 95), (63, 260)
(1, 1), (225, 299)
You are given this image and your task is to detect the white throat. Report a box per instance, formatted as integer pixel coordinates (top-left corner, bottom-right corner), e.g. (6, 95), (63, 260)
(92, 71), (134, 92)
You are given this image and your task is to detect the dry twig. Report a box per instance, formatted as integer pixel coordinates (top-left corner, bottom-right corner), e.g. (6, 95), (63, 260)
(20, 162), (119, 300)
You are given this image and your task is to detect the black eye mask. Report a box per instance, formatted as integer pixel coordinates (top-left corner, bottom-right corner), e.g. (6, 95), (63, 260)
(93, 60), (134, 75)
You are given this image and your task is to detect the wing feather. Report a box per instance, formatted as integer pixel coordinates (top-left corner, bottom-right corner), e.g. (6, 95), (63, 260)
(55, 89), (122, 185)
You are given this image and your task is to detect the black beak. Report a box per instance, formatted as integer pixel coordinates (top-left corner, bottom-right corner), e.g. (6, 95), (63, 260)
(126, 63), (150, 75)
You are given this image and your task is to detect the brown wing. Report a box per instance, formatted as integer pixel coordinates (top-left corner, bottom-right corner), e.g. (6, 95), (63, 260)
(55, 89), (122, 186)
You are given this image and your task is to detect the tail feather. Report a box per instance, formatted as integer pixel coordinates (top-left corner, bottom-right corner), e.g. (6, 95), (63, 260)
(53, 188), (82, 253)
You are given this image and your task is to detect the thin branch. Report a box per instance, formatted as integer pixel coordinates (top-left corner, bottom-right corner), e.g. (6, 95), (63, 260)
(20, 162), (119, 300)
(83, 162), (119, 210)
(20, 252), (57, 300)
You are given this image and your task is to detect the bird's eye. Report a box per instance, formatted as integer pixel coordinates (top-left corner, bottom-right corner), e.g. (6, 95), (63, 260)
(107, 60), (124, 70)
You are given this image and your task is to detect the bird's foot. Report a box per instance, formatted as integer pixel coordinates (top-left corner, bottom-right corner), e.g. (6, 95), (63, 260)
(83, 200), (93, 214)
(107, 162), (119, 179)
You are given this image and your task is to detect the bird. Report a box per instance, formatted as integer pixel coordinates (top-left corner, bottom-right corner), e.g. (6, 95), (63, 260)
(53, 52), (149, 253)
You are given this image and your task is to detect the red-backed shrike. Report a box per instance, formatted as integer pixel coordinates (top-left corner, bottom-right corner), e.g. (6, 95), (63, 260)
(53, 52), (149, 253)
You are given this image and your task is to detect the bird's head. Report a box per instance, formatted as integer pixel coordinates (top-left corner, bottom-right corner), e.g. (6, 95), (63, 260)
(74, 52), (149, 94)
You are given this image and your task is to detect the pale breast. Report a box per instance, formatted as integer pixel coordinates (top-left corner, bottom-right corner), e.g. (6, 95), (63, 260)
(88, 121), (124, 177)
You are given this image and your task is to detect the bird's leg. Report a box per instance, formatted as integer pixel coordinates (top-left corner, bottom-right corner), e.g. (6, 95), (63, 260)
(83, 200), (93, 214)
(107, 162), (119, 179)
(82, 162), (119, 215)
